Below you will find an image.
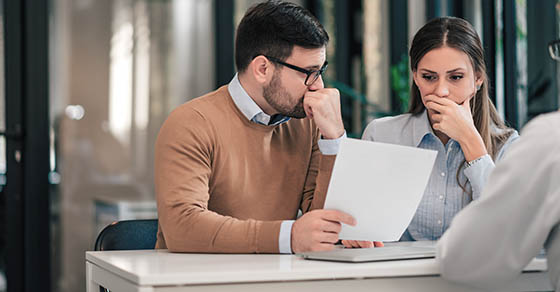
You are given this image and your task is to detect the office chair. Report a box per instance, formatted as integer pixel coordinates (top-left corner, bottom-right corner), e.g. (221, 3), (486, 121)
(94, 219), (158, 251)
(94, 219), (158, 292)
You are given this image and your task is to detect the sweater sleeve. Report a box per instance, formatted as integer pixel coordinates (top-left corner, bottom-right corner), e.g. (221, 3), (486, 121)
(437, 115), (560, 290)
(299, 126), (336, 213)
(155, 107), (281, 253)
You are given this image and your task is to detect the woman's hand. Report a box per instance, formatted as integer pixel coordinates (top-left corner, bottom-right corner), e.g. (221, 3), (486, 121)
(341, 240), (384, 248)
(424, 94), (487, 161)
(424, 94), (476, 140)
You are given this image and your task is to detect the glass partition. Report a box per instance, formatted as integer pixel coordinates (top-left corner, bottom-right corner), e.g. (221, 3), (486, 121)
(49, 0), (215, 291)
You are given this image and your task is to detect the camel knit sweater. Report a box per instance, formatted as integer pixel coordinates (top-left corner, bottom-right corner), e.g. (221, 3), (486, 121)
(155, 85), (334, 253)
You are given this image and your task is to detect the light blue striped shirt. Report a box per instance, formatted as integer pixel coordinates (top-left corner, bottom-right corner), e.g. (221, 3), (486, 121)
(362, 110), (518, 241)
(228, 74), (344, 253)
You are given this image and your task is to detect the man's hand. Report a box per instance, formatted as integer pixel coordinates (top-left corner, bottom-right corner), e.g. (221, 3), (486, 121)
(341, 240), (384, 248)
(303, 88), (344, 139)
(291, 209), (356, 253)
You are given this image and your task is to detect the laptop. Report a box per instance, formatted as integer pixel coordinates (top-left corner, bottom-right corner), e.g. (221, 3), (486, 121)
(299, 243), (436, 263)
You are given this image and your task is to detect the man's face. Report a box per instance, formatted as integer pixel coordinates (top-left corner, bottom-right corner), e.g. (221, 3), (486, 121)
(263, 46), (326, 118)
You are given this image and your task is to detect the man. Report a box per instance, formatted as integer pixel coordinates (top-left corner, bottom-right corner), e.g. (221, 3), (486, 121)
(155, 0), (372, 254)
(437, 41), (560, 290)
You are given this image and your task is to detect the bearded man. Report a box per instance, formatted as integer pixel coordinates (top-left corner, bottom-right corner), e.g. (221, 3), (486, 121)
(154, 1), (373, 254)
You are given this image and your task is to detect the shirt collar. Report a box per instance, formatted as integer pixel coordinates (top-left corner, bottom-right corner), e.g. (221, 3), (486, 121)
(227, 73), (290, 126)
(411, 109), (435, 147)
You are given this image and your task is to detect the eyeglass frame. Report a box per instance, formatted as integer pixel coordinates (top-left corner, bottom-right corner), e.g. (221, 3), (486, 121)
(548, 39), (560, 61)
(262, 55), (328, 86)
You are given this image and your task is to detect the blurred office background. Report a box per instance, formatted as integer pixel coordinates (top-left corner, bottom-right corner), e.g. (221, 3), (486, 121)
(0, 0), (558, 291)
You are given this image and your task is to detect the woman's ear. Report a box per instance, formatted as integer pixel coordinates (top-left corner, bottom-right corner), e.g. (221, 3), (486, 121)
(412, 70), (419, 87)
(475, 73), (484, 91)
(250, 55), (272, 85)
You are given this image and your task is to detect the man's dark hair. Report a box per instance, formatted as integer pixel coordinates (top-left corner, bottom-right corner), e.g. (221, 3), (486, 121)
(235, 0), (329, 73)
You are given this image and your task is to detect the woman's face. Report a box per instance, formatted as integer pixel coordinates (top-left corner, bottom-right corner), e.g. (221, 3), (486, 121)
(413, 46), (483, 110)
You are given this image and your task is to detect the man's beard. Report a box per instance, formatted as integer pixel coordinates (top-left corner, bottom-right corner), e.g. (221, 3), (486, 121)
(262, 72), (306, 119)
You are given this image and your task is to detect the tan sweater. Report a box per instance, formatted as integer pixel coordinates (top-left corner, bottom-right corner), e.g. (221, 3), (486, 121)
(155, 86), (334, 253)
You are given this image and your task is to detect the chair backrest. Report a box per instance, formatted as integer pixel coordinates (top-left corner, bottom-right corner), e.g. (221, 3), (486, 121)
(94, 219), (158, 251)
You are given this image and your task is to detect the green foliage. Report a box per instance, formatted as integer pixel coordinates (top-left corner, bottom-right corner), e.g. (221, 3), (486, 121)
(325, 78), (368, 105)
(390, 54), (410, 114)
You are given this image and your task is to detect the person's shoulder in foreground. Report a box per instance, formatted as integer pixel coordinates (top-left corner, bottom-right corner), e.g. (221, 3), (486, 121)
(437, 111), (560, 290)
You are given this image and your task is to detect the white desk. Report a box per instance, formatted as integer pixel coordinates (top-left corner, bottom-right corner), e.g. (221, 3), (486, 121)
(86, 249), (551, 292)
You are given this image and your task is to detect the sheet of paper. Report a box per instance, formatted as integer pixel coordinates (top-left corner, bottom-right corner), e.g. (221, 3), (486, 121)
(323, 138), (437, 241)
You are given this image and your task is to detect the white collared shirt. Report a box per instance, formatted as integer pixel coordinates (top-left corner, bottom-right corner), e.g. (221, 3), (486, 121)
(362, 110), (518, 241)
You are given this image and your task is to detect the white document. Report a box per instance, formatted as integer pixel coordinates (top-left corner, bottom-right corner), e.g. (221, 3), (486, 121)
(323, 138), (437, 241)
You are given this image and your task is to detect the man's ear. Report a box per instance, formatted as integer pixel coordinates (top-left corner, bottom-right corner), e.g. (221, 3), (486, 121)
(250, 55), (273, 85)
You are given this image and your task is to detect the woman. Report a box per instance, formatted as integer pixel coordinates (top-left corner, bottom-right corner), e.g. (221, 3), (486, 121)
(362, 17), (518, 242)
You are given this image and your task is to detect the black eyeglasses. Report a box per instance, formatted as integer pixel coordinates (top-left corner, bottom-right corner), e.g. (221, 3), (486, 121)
(549, 39), (560, 61)
(264, 55), (328, 86)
